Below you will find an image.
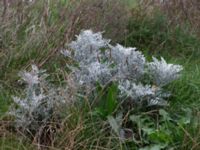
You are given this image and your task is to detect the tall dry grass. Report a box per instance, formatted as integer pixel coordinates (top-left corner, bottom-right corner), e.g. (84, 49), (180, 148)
(68, 0), (130, 42)
(144, 0), (200, 36)
(0, 0), (129, 85)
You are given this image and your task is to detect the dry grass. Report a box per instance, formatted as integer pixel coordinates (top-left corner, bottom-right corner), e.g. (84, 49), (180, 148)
(0, 107), (122, 150)
(68, 0), (130, 42)
(0, 0), (130, 85)
(142, 0), (200, 36)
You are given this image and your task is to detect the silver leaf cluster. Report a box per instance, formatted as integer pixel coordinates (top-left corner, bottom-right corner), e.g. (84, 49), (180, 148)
(110, 44), (146, 80)
(118, 80), (155, 100)
(148, 57), (183, 86)
(61, 30), (183, 107)
(73, 61), (113, 86)
(69, 30), (110, 65)
(9, 65), (71, 132)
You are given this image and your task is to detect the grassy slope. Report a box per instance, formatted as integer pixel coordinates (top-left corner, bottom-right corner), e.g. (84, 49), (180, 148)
(0, 0), (200, 149)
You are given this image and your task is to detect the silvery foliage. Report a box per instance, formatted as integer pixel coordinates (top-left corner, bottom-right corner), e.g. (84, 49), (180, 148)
(62, 30), (113, 86)
(118, 80), (155, 100)
(69, 30), (110, 65)
(110, 44), (146, 80)
(118, 80), (170, 106)
(148, 57), (183, 87)
(73, 61), (113, 87)
(61, 30), (183, 106)
(9, 65), (69, 132)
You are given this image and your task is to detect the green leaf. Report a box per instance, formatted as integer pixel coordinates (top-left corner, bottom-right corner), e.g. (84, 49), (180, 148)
(159, 109), (172, 121)
(106, 83), (118, 115)
(178, 108), (192, 125)
(148, 130), (171, 144)
(94, 83), (118, 118)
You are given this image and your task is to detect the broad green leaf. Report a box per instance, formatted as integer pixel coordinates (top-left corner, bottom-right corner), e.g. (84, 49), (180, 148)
(159, 109), (172, 121)
(106, 83), (118, 114)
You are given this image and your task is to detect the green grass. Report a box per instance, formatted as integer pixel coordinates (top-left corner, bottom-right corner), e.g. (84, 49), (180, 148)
(123, 7), (200, 149)
(0, 135), (35, 150)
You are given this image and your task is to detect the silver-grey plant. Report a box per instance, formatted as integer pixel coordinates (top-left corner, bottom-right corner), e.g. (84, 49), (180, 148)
(9, 65), (70, 133)
(69, 30), (110, 65)
(62, 29), (183, 107)
(9, 29), (183, 139)
(148, 57), (183, 86)
(118, 80), (155, 100)
(73, 61), (113, 86)
(110, 44), (146, 80)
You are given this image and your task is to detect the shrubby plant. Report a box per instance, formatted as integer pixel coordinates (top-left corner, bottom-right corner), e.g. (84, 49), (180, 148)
(9, 30), (183, 148)
(60, 30), (183, 148)
(61, 30), (183, 107)
(9, 65), (72, 138)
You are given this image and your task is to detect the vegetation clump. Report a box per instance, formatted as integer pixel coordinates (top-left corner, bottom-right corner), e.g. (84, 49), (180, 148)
(1, 0), (200, 149)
